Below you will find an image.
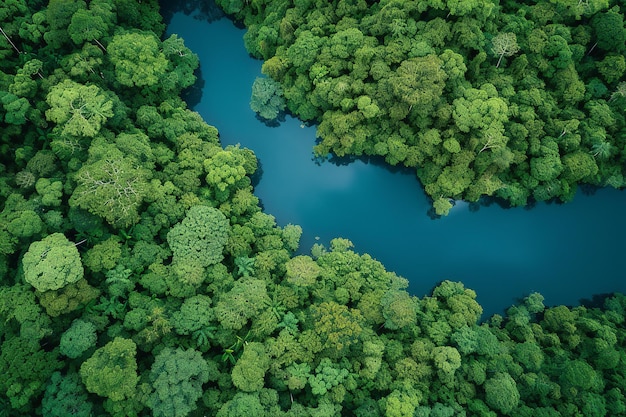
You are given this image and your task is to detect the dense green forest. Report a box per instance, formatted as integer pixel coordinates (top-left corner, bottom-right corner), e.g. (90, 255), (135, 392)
(226, 0), (626, 215)
(0, 0), (625, 416)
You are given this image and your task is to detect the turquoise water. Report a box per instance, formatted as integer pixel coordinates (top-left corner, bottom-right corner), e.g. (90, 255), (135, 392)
(165, 10), (626, 317)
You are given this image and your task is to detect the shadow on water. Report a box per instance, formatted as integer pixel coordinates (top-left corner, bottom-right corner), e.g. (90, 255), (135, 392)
(579, 293), (615, 310)
(160, 0), (225, 25)
(249, 158), (264, 189)
(180, 65), (205, 109)
(255, 113), (287, 128)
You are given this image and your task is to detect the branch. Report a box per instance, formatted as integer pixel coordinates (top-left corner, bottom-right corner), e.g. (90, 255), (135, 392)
(0, 26), (21, 54)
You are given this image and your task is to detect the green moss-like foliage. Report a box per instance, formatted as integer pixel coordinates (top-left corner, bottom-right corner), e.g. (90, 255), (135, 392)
(0, 1), (625, 416)
(221, 0), (626, 213)
(59, 319), (97, 359)
(22, 233), (84, 292)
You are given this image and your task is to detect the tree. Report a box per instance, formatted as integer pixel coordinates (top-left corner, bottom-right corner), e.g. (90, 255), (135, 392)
(384, 388), (422, 417)
(431, 346), (462, 383)
(530, 154), (563, 182)
(561, 151), (598, 183)
(41, 371), (93, 417)
(71, 153), (149, 228)
(513, 341), (544, 372)
(0, 283), (52, 341)
(250, 76), (286, 120)
(44, 0), (87, 49)
(79, 337), (139, 401)
(82, 235), (122, 273)
(234, 256), (256, 277)
(107, 31), (168, 87)
(161, 34), (200, 93)
(203, 148), (249, 196)
(45, 79), (113, 137)
(35, 178), (64, 207)
(0, 337), (62, 411)
(231, 342), (271, 392)
(147, 348), (212, 417)
(491, 32), (519, 67)
(214, 278), (270, 330)
(310, 301), (364, 356)
(167, 205), (230, 267)
(37, 278), (100, 318)
(559, 359), (603, 398)
(59, 319), (97, 358)
(22, 233), (84, 292)
(216, 392), (267, 417)
(590, 141), (613, 160)
(596, 54), (626, 84)
(381, 290), (418, 330)
(307, 357), (350, 399)
(285, 255), (320, 287)
(67, 0), (115, 48)
(433, 196), (454, 216)
(1, 92), (29, 125)
(385, 55), (447, 118)
(484, 372), (520, 415)
(592, 9), (625, 52)
(6, 209), (43, 238)
(285, 30), (322, 72)
(172, 295), (213, 335)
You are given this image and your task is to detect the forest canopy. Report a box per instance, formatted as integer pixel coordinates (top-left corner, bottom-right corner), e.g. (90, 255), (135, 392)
(219, 0), (626, 215)
(0, 0), (624, 416)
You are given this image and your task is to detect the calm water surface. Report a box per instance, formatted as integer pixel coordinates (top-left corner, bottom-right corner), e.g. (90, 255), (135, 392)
(165, 10), (626, 317)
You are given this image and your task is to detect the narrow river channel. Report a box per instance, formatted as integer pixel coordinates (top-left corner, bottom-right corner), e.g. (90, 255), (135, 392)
(164, 5), (626, 317)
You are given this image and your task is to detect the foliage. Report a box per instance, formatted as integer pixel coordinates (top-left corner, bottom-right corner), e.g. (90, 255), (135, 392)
(79, 337), (139, 401)
(167, 205), (230, 267)
(59, 319), (97, 359)
(45, 79), (113, 137)
(224, 0), (626, 213)
(250, 76), (286, 120)
(22, 233), (84, 292)
(41, 371), (93, 417)
(0, 1), (625, 416)
(147, 347), (211, 417)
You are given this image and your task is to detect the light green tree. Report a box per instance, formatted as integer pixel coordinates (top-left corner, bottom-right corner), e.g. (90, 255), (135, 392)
(491, 32), (520, 68)
(285, 255), (320, 287)
(79, 337), (139, 402)
(484, 372), (520, 415)
(107, 31), (168, 87)
(167, 205), (230, 267)
(45, 79), (113, 137)
(231, 342), (270, 392)
(67, 0), (115, 48)
(71, 154), (149, 228)
(203, 148), (248, 194)
(22, 233), (84, 292)
(214, 278), (270, 330)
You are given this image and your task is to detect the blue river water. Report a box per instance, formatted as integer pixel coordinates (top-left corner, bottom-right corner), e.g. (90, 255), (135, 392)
(165, 10), (626, 318)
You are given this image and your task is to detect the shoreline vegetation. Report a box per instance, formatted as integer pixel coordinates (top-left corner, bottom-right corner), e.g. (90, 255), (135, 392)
(0, 1), (624, 416)
(215, 0), (626, 216)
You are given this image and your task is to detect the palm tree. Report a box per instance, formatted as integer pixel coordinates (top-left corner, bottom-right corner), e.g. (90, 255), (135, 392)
(235, 256), (256, 277)
(591, 141), (612, 160)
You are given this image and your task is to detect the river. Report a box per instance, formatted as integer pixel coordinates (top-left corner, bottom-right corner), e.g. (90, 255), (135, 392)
(163, 5), (626, 318)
